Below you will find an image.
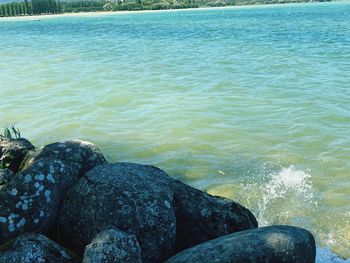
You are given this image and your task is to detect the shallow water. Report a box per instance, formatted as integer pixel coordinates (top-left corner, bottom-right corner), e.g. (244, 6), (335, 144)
(1, 2), (350, 260)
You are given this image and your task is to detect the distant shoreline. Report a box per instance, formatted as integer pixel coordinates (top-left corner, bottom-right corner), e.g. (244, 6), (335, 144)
(0, 1), (343, 21)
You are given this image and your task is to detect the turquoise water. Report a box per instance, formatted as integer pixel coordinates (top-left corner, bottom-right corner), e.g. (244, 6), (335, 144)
(1, 2), (350, 260)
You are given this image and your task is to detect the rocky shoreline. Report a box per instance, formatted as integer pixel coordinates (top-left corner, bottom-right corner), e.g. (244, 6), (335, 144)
(0, 138), (316, 262)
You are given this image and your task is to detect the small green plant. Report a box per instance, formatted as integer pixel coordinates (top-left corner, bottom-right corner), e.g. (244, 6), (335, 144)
(0, 124), (21, 141)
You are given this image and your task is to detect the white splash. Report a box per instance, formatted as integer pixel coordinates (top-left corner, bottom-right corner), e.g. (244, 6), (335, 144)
(240, 165), (349, 262)
(254, 165), (315, 226)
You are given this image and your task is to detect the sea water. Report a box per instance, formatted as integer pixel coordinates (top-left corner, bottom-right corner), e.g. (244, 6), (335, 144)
(0, 2), (349, 261)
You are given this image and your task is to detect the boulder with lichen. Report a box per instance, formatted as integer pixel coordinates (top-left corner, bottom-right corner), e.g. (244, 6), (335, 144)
(59, 162), (258, 262)
(59, 162), (176, 263)
(20, 140), (106, 177)
(0, 140), (106, 244)
(0, 233), (77, 263)
(0, 136), (318, 263)
(82, 225), (142, 263)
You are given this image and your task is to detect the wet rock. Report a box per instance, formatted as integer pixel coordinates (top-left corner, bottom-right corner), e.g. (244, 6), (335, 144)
(172, 181), (258, 251)
(0, 138), (34, 173)
(0, 140), (106, 244)
(82, 225), (142, 263)
(0, 233), (76, 263)
(60, 163), (176, 263)
(166, 225), (316, 263)
(0, 169), (13, 187)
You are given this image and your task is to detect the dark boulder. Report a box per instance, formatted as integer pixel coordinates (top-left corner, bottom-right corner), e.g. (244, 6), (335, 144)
(59, 162), (257, 262)
(82, 225), (142, 263)
(0, 157), (77, 243)
(20, 140), (106, 177)
(0, 233), (77, 263)
(0, 138), (34, 173)
(172, 181), (258, 251)
(166, 225), (316, 263)
(59, 163), (176, 263)
(0, 140), (106, 244)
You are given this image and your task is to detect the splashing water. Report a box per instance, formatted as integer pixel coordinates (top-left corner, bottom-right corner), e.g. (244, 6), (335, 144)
(254, 165), (315, 226)
(209, 164), (349, 263)
(232, 165), (317, 228)
(243, 166), (350, 263)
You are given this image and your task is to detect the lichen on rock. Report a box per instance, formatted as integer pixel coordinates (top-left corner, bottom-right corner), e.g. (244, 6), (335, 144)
(59, 162), (258, 262)
(82, 225), (142, 263)
(0, 139), (106, 244)
(59, 162), (176, 263)
(20, 140), (106, 177)
(0, 233), (77, 263)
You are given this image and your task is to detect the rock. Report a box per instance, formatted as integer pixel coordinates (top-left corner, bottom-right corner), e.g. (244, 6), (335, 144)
(172, 181), (258, 252)
(59, 162), (257, 262)
(20, 140), (106, 177)
(0, 233), (76, 263)
(0, 140), (106, 244)
(59, 162), (176, 263)
(0, 158), (76, 243)
(166, 225), (316, 263)
(82, 225), (142, 263)
(0, 138), (34, 173)
(0, 169), (13, 187)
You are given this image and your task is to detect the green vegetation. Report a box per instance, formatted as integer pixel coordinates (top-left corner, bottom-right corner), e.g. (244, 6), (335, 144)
(0, 0), (62, 16)
(0, 0), (333, 17)
(0, 124), (21, 141)
(62, 0), (105, 13)
(0, 0), (199, 15)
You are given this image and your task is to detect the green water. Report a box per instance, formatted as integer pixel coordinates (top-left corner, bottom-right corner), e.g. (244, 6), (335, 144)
(1, 2), (350, 260)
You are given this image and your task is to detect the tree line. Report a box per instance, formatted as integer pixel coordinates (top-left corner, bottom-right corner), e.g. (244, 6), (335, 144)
(62, 1), (105, 13)
(0, 0), (63, 16)
(0, 0), (333, 17)
(0, 0), (197, 17)
(0, 0), (109, 16)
